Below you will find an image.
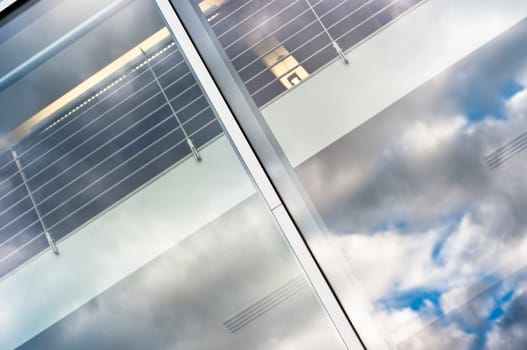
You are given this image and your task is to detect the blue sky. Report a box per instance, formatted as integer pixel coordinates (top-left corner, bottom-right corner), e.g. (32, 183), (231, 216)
(300, 17), (527, 350)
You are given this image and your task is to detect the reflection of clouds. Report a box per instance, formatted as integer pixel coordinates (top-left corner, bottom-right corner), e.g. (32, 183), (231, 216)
(396, 268), (527, 349)
(18, 195), (345, 350)
(296, 18), (527, 348)
(487, 283), (527, 349)
(335, 229), (438, 300)
(399, 321), (475, 350)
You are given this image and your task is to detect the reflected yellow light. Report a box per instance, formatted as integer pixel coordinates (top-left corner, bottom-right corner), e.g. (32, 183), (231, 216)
(10, 27), (171, 142)
(255, 37), (309, 90)
(198, 0), (226, 14)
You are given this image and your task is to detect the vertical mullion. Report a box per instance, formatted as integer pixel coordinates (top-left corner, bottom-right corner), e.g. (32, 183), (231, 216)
(155, 1), (366, 349)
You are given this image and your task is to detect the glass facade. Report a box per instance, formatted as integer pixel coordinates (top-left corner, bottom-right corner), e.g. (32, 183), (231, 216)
(183, 0), (527, 349)
(4, 0), (527, 349)
(195, 0), (424, 107)
(0, 1), (347, 349)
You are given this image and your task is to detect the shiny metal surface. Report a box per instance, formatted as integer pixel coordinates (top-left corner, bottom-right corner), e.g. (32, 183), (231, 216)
(168, 0), (390, 348)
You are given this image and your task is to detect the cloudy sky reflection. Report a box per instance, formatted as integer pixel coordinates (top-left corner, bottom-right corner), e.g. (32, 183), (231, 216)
(17, 196), (345, 350)
(296, 17), (527, 350)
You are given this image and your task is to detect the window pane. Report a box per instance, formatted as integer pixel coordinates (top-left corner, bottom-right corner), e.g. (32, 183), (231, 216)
(0, 1), (347, 349)
(192, 0), (527, 348)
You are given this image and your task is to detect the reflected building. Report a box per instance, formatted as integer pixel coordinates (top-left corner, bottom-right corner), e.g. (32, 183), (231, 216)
(2, 0), (527, 349)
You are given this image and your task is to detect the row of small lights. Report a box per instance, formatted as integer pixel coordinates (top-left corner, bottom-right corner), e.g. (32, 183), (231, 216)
(43, 41), (176, 133)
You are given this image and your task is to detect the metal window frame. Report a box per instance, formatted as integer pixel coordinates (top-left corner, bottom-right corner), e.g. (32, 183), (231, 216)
(0, 0), (18, 13)
(155, 1), (365, 348)
(166, 1), (394, 349)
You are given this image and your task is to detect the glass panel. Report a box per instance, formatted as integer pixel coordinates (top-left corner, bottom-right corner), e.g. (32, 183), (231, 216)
(190, 0), (527, 349)
(0, 1), (347, 349)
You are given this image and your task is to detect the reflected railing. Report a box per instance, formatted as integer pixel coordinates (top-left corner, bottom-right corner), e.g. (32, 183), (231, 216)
(197, 0), (425, 106)
(0, 31), (224, 280)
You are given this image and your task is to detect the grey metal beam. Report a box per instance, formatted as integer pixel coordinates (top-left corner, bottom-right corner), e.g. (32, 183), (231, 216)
(0, 0), (136, 91)
(168, 1), (392, 349)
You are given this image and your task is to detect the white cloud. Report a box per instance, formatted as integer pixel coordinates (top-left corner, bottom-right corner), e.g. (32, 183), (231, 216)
(399, 116), (466, 158)
(398, 322), (474, 350)
(336, 229), (439, 300)
(506, 87), (527, 118)
(296, 20), (527, 348)
(486, 285), (527, 350)
(15, 196), (347, 350)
